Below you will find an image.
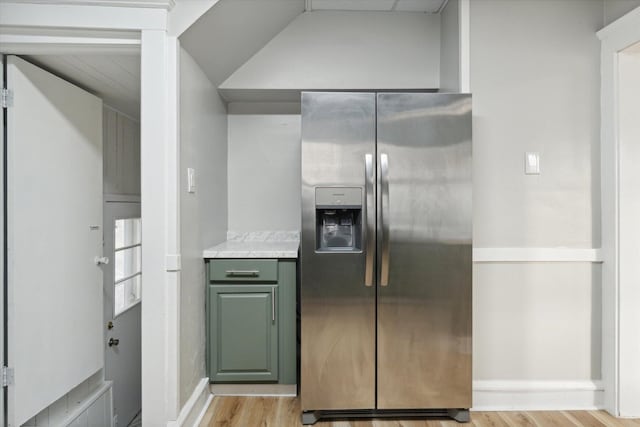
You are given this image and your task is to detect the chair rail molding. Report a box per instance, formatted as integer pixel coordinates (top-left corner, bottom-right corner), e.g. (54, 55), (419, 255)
(473, 247), (603, 263)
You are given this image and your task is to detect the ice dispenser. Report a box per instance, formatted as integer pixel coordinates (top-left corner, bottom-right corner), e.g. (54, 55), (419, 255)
(315, 187), (362, 252)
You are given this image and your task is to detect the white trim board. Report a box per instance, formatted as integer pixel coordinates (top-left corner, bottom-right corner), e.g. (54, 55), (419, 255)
(2, 0), (175, 9)
(139, 30), (182, 426)
(0, 3), (167, 30)
(193, 394), (214, 427)
(186, 381), (602, 414)
(0, 28), (141, 55)
(0, 34), (140, 55)
(473, 248), (603, 263)
(472, 380), (604, 411)
(210, 384), (297, 397)
(168, 378), (210, 427)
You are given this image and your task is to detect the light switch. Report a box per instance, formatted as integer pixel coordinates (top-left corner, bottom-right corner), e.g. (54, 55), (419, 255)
(525, 152), (540, 175)
(187, 168), (196, 193)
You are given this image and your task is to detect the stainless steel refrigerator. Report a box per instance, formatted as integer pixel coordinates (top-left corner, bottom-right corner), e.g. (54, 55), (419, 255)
(300, 92), (472, 425)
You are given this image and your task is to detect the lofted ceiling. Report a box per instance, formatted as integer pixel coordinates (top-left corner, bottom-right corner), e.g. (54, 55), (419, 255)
(24, 54), (140, 119)
(307, 0), (447, 13)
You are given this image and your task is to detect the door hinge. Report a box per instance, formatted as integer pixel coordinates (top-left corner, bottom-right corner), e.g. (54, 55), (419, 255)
(2, 366), (14, 387)
(1, 88), (13, 108)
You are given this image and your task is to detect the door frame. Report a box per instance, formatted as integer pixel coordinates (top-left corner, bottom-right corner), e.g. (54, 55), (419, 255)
(597, 6), (640, 418)
(1, 54), (6, 427)
(0, 18), (182, 426)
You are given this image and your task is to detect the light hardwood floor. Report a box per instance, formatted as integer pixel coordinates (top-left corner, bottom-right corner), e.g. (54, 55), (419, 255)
(199, 396), (640, 427)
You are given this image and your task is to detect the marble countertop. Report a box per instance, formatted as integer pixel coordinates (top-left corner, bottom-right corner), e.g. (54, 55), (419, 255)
(203, 231), (300, 259)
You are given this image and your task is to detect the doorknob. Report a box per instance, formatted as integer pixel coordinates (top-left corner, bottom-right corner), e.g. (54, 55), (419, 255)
(108, 338), (120, 347)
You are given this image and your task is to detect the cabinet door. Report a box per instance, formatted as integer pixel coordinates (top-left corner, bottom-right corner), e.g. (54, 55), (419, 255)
(209, 285), (279, 382)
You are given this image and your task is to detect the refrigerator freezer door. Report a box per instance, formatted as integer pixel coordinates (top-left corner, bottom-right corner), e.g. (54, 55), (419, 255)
(376, 93), (472, 409)
(300, 92), (376, 411)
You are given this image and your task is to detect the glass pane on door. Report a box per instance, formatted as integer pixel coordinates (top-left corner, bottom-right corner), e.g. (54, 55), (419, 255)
(114, 217), (142, 316)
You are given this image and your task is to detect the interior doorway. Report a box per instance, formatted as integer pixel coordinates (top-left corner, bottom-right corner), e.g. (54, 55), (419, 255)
(1, 45), (142, 425)
(104, 200), (142, 427)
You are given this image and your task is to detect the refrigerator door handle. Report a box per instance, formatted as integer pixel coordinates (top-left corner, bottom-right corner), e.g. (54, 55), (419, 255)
(380, 153), (390, 287)
(364, 153), (375, 287)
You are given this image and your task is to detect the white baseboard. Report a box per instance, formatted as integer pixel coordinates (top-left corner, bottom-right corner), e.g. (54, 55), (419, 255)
(472, 380), (604, 411)
(210, 383), (297, 397)
(174, 379), (603, 419)
(168, 378), (211, 427)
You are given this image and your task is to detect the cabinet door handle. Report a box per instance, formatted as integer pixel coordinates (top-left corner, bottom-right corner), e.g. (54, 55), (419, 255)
(271, 286), (276, 323)
(225, 270), (259, 277)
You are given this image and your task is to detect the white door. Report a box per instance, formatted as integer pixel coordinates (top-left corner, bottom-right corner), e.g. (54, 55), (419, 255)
(104, 201), (141, 427)
(6, 55), (103, 427)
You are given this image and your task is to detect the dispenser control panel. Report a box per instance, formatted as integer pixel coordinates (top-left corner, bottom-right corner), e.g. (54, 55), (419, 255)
(315, 187), (362, 207)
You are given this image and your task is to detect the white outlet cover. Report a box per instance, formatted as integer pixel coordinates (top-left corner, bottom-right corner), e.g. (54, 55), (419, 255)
(525, 152), (540, 175)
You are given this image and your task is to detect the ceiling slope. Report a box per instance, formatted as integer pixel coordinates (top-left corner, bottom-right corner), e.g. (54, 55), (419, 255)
(179, 0), (305, 87)
(218, 11), (441, 102)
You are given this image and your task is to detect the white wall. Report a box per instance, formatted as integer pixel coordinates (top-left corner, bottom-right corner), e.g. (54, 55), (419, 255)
(472, 0), (601, 248)
(179, 48), (228, 407)
(103, 106), (141, 197)
(470, 0), (603, 391)
(219, 11), (441, 96)
(227, 104), (301, 232)
(440, 0), (460, 92)
(604, 0), (640, 26)
(474, 263), (600, 380)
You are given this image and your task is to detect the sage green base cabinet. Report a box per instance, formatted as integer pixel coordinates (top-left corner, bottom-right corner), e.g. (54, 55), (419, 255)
(209, 285), (279, 381)
(206, 259), (297, 384)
